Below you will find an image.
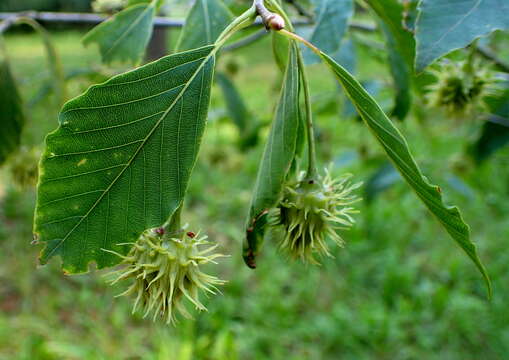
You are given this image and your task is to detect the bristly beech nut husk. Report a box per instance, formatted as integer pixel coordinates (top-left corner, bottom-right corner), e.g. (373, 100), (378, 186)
(277, 169), (362, 264)
(105, 227), (225, 324)
(427, 60), (499, 116)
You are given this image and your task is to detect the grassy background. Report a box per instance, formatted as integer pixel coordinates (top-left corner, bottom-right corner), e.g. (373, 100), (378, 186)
(1, 28), (509, 360)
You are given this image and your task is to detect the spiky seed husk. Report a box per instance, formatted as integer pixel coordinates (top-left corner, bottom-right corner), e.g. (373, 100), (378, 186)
(278, 170), (361, 264)
(427, 60), (499, 115)
(105, 228), (225, 324)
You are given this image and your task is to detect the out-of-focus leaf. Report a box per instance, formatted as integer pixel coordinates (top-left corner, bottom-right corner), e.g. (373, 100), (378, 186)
(216, 72), (248, 132)
(0, 46), (25, 166)
(216, 72), (260, 151)
(82, 1), (158, 64)
(415, 0), (509, 71)
(402, 0), (419, 33)
(446, 174), (475, 199)
(366, 0), (413, 119)
(34, 46), (216, 273)
(365, 162), (401, 203)
(471, 84), (509, 161)
(472, 117), (509, 162)
(304, 0), (353, 64)
(8, 17), (66, 105)
(366, 0), (415, 68)
(320, 51), (491, 296)
(29, 68), (109, 108)
(175, 0), (233, 51)
(244, 44), (300, 268)
(380, 22), (412, 120)
(332, 38), (356, 74)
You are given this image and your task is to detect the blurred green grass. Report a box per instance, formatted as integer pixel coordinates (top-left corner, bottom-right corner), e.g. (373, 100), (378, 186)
(1, 29), (509, 360)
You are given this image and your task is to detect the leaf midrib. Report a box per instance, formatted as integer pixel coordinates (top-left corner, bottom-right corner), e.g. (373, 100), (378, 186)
(104, 2), (155, 59)
(421, 0), (482, 56)
(42, 47), (216, 261)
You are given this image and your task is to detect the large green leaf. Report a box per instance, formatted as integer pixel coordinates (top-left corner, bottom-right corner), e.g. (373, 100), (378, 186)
(175, 0), (233, 51)
(82, 1), (158, 64)
(34, 46), (216, 273)
(304, 0), (353, 64)
(320, 52), (491, 295)
(415, 0), (509, 71)
(0, 45), (25, 165)
(243, 44), (300, 268)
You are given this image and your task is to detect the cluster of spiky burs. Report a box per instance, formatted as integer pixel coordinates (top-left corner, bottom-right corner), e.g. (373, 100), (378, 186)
(427, 60), (498, 115)
(277, 170), (361, 264)
(106, 228), (225, 324)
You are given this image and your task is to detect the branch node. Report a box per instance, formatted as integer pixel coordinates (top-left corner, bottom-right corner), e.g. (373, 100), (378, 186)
(254, 0), (285, 31)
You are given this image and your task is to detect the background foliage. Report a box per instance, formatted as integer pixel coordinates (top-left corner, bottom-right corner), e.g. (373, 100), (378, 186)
(1, 0), (509, 359)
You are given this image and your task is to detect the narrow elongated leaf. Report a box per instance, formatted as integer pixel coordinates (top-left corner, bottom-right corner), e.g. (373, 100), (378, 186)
(243, 44), (300, 268)
(216, 72), (248, 132)
(0, 48), (25, 165)
(381, 22), (412, 120)
(34, 46), (216, 273)
(366, 0), (415, 68)
(82, 1), (157, 64)
(175, 0), (233, 51)
(415, 0), (509, 71)
(320, 52), (491, 295)
(367, 0), (414, 119)
(304, 0), (353, 64)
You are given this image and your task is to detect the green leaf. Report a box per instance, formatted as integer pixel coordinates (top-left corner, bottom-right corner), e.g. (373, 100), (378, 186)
(367, 0), (414, 120)
(82, 1), (157, 64)
(380, 21), (412, 120)
(34, 46), (217, 273)
(415, 0), (509, 71)
(215, 72), (248, 132)
(215, 71), (260, 151)
(175, 0), (234, 52)
(472, 117), (509, 162)
(365, 162), (401, 203)
(243, 44), (300, 268)
(272, 31), (290, 73)
(320, 51), (491, 296)
(402, 0), (419, 33)
(0, 45), (25, 166)
(366, 0), (416, 68)
(304, 0), (353, 64)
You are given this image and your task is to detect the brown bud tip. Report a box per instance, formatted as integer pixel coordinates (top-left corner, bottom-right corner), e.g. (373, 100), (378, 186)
(186, 231), (196, 238)
(267, 14), (285, 31)
(155, 227), (165, 236)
